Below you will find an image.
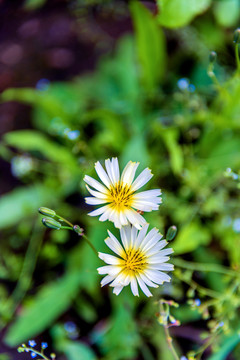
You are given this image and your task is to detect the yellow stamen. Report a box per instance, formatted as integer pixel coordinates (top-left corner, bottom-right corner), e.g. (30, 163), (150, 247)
(120, 247), (147, 276)
(107, 181), (134, 211)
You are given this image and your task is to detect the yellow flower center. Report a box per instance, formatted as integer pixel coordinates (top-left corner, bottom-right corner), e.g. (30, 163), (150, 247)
(107, 182), (134, 211)
(121, 248), (147, 276)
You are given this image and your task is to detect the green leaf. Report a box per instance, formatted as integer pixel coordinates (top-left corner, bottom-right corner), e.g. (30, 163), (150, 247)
(4, 271), (81, 346)
(62, 341), (97, 360)
(161, 129), (183, 175)
(209, 331), (240, 360)
(121, 134), (150, 168)
(24, 0), (46, 10)
(4, 130), (76, 166)
(213, 0), (240, 27)
(0, 184), (58, 229)
(130, 1), (166, 89)
(157, 0), (211, 28)
(173, 222), (211, 255)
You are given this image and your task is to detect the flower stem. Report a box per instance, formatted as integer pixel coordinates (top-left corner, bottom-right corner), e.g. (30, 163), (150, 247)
(173, 258), (238, 278)
(235, 43), (240, 74)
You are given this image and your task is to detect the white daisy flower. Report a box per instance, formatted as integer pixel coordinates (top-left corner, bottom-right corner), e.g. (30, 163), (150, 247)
(97, 224), (174, 297)
(84, 157), (162, 229)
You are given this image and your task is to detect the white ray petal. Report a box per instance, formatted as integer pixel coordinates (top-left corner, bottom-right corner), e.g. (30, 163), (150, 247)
(133, 189), (161, 199)
(97, 265), (122, 276)
(120, 225), (131, 250)
(138, 273), (158, 288)
(139, 228), (159, 250)
(98, 252), (121, 265)
(105, 158), (115, 185)
(85, 197), (107, 205)
(145, 269), (171, 284)
(88, 205), (110, 217)
(131, 201), (159, 212)
(95, 161), (111, 188)
(112, 157), (120, 183)
(121, 161), (139, 186)
(106, 231), (125, 256)
(134, 224), (149, 248)
(143, 238), (166, 255)
(101, 275), (115, 287)
(113, 286), (124, 295)
(131, 168), (153, 191)
(149, 263), (174, 271)
(130, 277), (139, 296)
(136, 275), (153, 297)
(85, 184), (108, 199)
(84, 175), (108, 194)
(125, 209), (146, 229)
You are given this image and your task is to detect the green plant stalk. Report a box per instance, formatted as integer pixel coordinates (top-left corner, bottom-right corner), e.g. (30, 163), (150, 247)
(173, 258), (238, 278)
(55, 214), (98, 256)
(1, 222), (43, 325)
(235, 44), (240, 74)
(20, 347), (51, 360)
(159, 301), (180, 360)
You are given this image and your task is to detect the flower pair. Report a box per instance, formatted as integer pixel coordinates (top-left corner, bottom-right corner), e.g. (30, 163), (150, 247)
(84, 158), (173, 297)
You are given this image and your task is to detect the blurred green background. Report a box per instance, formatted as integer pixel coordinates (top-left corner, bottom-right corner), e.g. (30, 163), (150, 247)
(0, 1), (240, 359)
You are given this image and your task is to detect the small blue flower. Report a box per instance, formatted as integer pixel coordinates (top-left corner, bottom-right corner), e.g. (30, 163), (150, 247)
(41, 342), (48, 349)
(28, 340), (36, 347)
(31, 352), (37, 358)
(195, 299), (201, 307)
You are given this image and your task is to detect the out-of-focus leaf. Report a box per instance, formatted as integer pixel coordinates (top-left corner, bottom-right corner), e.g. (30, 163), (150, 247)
(173, 222), (211, 254)
(99, 302), (140, 360)
(4, 271), (81, 346)
(213, 0), (240, 27)
(161, 129), (183, 175)
(4, 130), (76, 166)
(0, 184), (58, 229)
(209, 330), (240, 360)
(121, 134), (150, 168)
(157, 0), (211, 28)
(130, 1), (166, 89)
(24, 0), (46, 10)
(62, 341), (97, 360)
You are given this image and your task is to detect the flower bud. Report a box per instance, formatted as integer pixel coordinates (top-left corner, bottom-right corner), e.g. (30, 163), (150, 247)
(38, 207), (56, 217)
(209, 51), (217, 63)
(166, 226), (177, 241)
(73, 225), (84, 236)
(42, 217), (61, 230)
(233, 28), (240, 44)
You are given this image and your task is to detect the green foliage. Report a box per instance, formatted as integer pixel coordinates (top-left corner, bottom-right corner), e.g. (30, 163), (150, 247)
(157, 0), (211, 28)
(1, 2), (240, 359)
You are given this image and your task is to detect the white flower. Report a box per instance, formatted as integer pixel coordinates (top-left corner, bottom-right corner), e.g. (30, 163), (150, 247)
(97, 225), (174, 297)
(84, 158), (162, 229)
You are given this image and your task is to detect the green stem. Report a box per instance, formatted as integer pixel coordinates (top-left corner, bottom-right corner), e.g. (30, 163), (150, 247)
(56, 215), (98, 257)
(1, 223), (43, 325)
(21, 347), (50, 360)
(173, 258), (238, 278)
(235, 43), (240, 74)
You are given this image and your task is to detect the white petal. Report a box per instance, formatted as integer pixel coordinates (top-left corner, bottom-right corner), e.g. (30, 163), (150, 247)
(84, 175), (108, 194)
(149, 263), (174, 271)
(98, 252), (121, 265)
(111, 273), (131, 287)
(101, 275), (115, 287)
(131, 201), (159, 212)
(95, 161), (111, 188)
(99, 208), (112, 222)
(97, 265), (122, 276)
(144, 239), (167, 255)
(105, 159), (116, 185)
(158, 248), (174, 257)
(134, 189), (161, 199)
(136, 275), (153, 297)
(112, 158), (120, 183)
(88, 205), (110, 217)
(85, 184), (108, 199)
(130, 277), (139, 296)
(105, 231), (125, 257)
(119, 211), (128, 226)
(130, 226), (138, 248)
(131, 168), (153, 191)
(121, 161), (139, 186)
(85, 197), (107, 205)
(125, 208), (146, 229)
(113, 286), (123, 295)
(120, 225), (132, 250)
(145, 269), (171, 284)
(134, 224), (149, 248)
(139, 228), (159, 250)
(147, 255), (171, 264)
(138, 273), (158, 288)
